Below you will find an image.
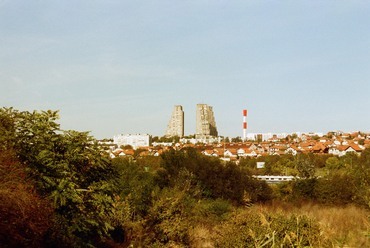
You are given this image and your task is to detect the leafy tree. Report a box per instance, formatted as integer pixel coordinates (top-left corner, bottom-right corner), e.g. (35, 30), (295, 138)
(111, 157), (156, 217)
(325, 156), (341, 171)
(239, 157), (257, 171)
(295, 155), (316, 178)
(314, 173), (356, 205)
(352, 148), (370, 207)
(0, 108), (118, 247)
(231, 136), (242, 143)
(311, 154), (330, 168)
(312, 135), (320, 141)
(340, 152), (359, 169)
(153, 135), (180, 143)
(143, 185), (194, 246)
(158, 148), (271, 204)
(291, 178), (317, 201)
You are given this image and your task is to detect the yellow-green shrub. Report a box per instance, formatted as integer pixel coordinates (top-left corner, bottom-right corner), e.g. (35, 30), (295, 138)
(214, 209), (323, 247)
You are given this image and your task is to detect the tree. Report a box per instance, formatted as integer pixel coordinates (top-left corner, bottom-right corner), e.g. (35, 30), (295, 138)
(295, 155), (316, 178)
(151, 136), (159, 143)
(0, 108), (118, 247)
(353, 148), (370, 207)
(231, 136), (242, 143)
(158, 148), (272, 204)
(111, 157), (156, 217)
(314, 173), (356, 205)
(291, 133), (298, 139)
(325, 156), (341, 171)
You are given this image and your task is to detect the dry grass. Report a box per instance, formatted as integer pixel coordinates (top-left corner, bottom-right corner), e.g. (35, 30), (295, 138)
(189, 225), (214, 248)
(255, 201), (370, 247)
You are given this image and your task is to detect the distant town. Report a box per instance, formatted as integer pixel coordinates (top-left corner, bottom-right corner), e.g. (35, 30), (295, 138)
(100, 104), (370, 160)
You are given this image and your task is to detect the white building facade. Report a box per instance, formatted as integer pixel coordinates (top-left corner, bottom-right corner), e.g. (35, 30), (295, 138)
(113, 134), (150, 149)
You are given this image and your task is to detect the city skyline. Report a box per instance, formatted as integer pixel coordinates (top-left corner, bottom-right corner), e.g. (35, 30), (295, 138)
(1, 1), (370, 139)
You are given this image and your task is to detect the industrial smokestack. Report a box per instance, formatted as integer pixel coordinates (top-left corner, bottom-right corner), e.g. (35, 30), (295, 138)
(243, 109), (247, 141)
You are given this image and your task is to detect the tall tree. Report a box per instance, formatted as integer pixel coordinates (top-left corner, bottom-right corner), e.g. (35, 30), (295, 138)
(0, 108), (118, 247)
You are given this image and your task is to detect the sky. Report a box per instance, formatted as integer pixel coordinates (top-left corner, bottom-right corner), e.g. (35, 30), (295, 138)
(1, 0), (370, 139)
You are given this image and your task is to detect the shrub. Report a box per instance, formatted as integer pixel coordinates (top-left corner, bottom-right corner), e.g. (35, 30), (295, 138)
(214, 209), (323, 247)
(0, 150), (53, 247)
(142, 187), (193, 247)
(291, 178), (317, 201)
(159, 148), (273, 204)
(313, 173), (356, 205)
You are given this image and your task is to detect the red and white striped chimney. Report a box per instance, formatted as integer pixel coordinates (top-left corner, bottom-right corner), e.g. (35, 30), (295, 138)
(243, 109), (247, 141)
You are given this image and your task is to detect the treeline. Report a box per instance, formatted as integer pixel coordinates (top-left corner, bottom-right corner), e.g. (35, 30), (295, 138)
(1, 108), (369, 247)
(240, 152), (370, 206)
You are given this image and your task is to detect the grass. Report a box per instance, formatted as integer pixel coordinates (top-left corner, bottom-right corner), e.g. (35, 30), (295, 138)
(188, 201), (369, 247)
(256, 201), (370, 247)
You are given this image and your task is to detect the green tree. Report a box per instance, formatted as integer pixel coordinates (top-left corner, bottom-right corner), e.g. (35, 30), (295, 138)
(325, 156), (341, 171)
(111, 157), (156, 217)
(313, 173), (356, 205)
(295, 155), (316, 178)
(231, 136), (242, 143)
(352, 148), (370, 207)
(0, 108), (118, 247)
(158, 148), (271, 204)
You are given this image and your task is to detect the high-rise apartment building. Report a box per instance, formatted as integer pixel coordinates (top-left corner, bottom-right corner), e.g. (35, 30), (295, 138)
(196, 104), (218, 139)
(165, 105), (184, 137)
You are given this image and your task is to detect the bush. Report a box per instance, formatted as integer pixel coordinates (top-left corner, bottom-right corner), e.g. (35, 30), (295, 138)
(291, 178), (317, 201)
(314, 173), (356, 205)
(0, 150), (53, 247)
(159, 148), (273, 204)
(142, 187), (193, 247)
(214, 209), (323, 247)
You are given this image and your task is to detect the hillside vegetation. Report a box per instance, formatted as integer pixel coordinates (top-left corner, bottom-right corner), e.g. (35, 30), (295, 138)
(0, 107), (369, 247)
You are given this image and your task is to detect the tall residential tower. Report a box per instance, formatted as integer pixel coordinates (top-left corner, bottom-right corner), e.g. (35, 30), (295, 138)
(165, 105), (184, 137)
(196, 104), (218, 139)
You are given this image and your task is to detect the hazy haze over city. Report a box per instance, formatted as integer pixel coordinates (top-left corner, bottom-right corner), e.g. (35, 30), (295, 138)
(1, 1), (370, 139)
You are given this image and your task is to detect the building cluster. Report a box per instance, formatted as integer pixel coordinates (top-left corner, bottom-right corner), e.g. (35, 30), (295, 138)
(165, 104), (218, 140)
(198, 132), (369, 160)
(245, 132), (324, 142)
(106, 131), (370, 160)
(111, 103), (219, 153)
(108, 104), (370, 160)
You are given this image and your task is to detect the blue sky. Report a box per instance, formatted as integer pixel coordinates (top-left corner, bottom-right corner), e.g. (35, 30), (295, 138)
(1, 1), (370, 139)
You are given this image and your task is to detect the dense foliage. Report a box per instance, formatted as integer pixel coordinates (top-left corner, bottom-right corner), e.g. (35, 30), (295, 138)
(1, 107), (369, 247)
(0, 108), (116, 247)
(158, 148), (272, 204)
(0, 149), (53, 247)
